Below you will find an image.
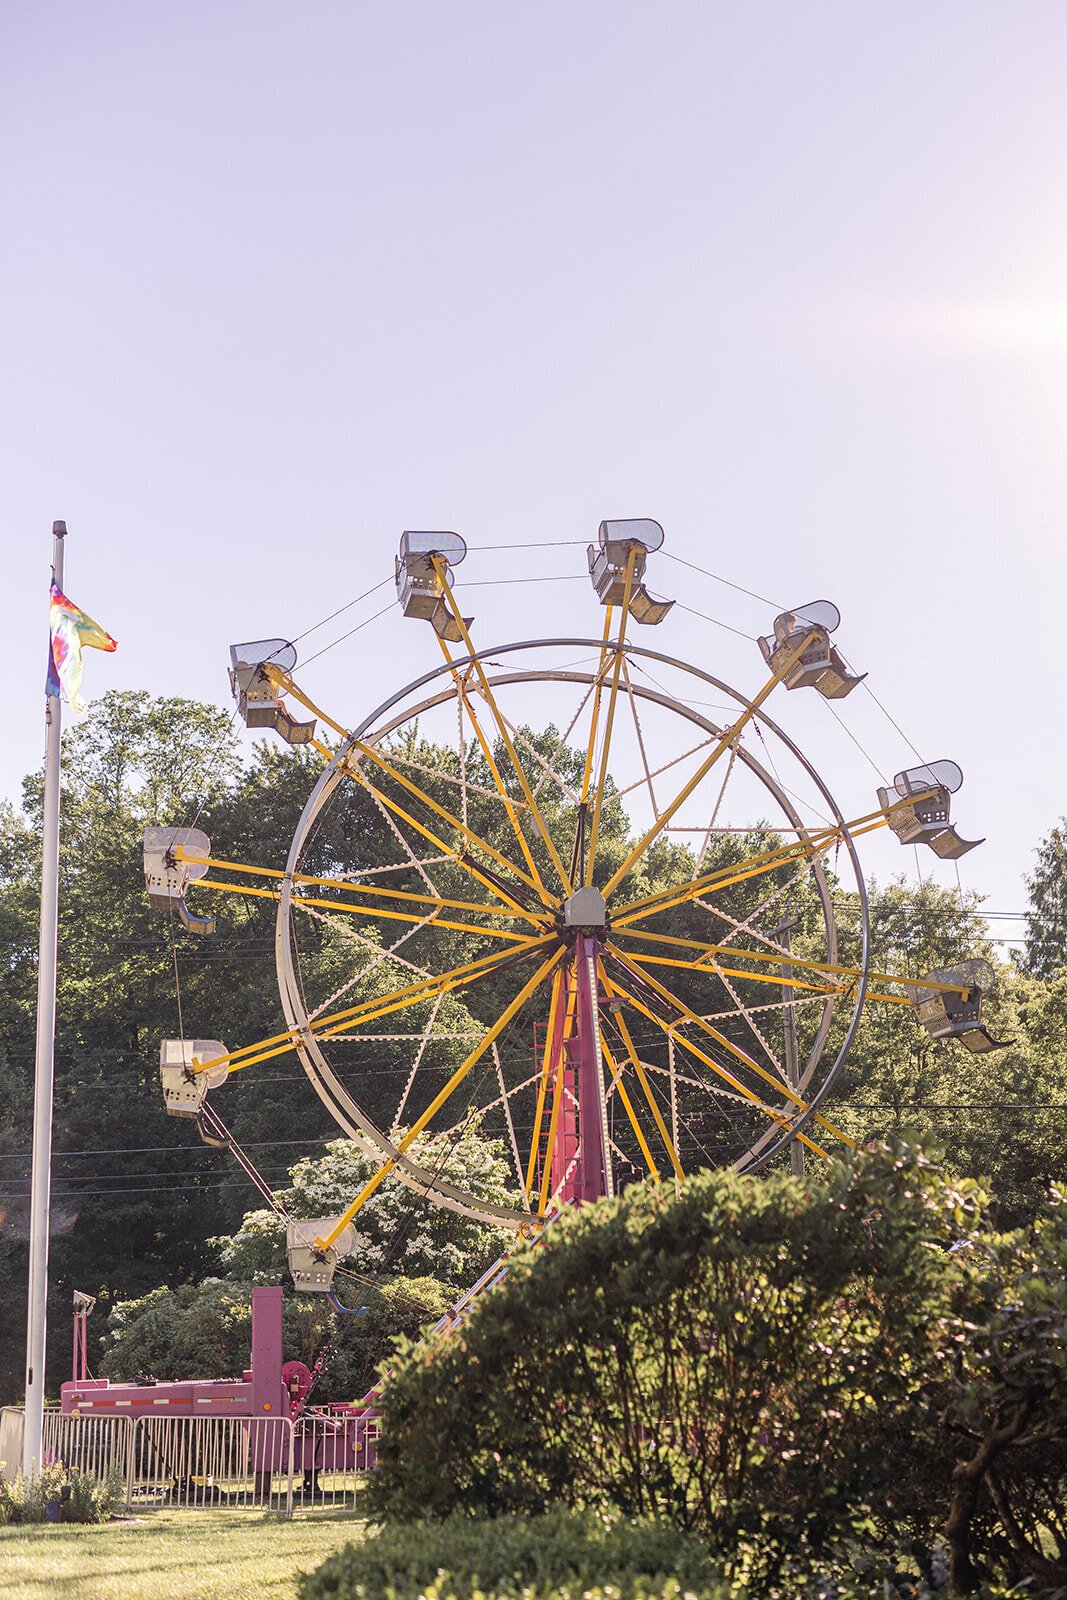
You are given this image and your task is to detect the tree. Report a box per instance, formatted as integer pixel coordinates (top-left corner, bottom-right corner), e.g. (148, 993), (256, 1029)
(213, 1127), (517, 1288)
(1022, 818), (1067, 979)
(0, 692), (315, 1401)
(829, 879), (1067, 1228)
(98, 1275), (453, 1403)
(939, 1197), (1067, 1592)
(95, 1124), (517, 1401)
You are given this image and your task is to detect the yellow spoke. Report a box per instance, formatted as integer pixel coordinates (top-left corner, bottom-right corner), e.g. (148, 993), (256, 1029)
(614, 924), (963, 999)
(194, 875), (534, 943)
(601, 627), (825, 899)
(317, 946), (565, 1250)
(623, 947), (911, 1008)
(434, 635), (551, 897)
(432, 559), (575, 897)
(262, 667), (351, 741)
(587, 552), (638, 885)
(261, 663), (552, 916)
(175, 848), (536, 922)
(599, 961), (684, 1181)
(342, 755), (550, 919)
(524, 966), (565, 1200)
(580, 608), (616, 805)
(611, 788), (940, 930)
(538, 965), (579, 1216)
(600, 1035), (660, 1179)
(606, 974), (830, 1159)
(195, 938), (554, 1077)
(621, 654), (659, 818)
(614, 937), (850, 998)
(605, 944), (854, 1149)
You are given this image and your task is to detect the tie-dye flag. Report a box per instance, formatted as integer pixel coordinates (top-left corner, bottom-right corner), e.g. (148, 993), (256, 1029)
(46, 583), (117, 713)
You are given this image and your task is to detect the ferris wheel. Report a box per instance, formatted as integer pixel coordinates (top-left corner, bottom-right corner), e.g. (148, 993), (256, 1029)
(143, 519), (1004, 1288)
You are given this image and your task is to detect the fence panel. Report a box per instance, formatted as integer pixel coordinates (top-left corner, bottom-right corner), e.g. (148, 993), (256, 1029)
(129, 1414), (295, 1514)
(288, 1411), (368, 1514)
(42, 1410), (136, 1506)
(0, 1407), (24, 1476)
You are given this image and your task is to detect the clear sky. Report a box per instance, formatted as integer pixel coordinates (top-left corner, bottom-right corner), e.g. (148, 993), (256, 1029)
(4, 1), (1066, 953)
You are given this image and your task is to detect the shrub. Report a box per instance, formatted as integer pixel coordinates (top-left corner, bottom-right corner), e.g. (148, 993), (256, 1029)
(366, 1141), (980, 1586)
(296, 1505), (722, 1600)
(0, 1462), (122, 1524)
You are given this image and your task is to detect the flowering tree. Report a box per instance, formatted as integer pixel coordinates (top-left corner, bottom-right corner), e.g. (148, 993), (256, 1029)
(213, 1125), (517, 1289)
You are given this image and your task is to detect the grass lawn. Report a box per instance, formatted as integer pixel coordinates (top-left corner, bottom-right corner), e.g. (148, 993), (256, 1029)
(0, 1507), (364, 1600)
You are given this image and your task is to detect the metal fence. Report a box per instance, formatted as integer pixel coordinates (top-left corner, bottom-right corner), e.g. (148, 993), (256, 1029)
(2, 1409), (365, 1517)
(129, 1414), (294, 1513)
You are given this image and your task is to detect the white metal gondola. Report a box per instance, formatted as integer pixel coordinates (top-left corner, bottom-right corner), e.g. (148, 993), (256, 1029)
(587, 518), (674, 624)
(143, 825), (217, 936)
(877, 760), (982, 860)
(910, 959), (1010, 1054)
(286, 1218), (357, 1292)
(159, 1039), (228, 1117)
(757, 600), (864, 699)
(229, 639), (316, 744)
(395, 531), (472, 641)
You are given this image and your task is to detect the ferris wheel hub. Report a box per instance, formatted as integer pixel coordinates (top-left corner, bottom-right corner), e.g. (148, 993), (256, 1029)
(563, 886), (608, 930)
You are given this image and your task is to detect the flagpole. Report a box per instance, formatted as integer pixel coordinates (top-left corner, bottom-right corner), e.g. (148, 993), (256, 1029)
(23, 520), (66, 1477)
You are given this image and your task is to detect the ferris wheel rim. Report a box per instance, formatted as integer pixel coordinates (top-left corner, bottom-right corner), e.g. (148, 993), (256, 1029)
(274, 635), (871, 1217)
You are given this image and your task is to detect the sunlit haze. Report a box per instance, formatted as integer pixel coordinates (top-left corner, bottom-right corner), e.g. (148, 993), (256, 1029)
(4, 1), (1067, 955)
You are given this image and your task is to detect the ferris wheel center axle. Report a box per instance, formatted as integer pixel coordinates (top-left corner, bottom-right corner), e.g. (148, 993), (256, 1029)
(562, 886), (608, 930)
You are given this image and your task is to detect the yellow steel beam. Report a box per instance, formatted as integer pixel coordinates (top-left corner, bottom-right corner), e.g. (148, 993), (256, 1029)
(537, 968), (579, 1216)
(610, 790), (939, 929)
(580, 608), (616, 806)
(434, 633), (552, 900)
(340, 756), (548, 921)
(600, 628), (822, 899)
(316, 946), (564, 1251)
(432, 557), (575, 897)
(607, 973), (830, 1159)
(605, 943), (854, 1149)
(599, 1035), (660, 1180)
(524, 965), (565, 1201)
(196, 875), (537, 943)
(586, 550), (638, 885)
(192, 937), (555, 1076)
(621, 948), (911, 1009)
(262, 660), (553, 918)
(611, 928), (848, 998)
(262, 666), (350, 742)
(598, 960), (684, 1180)
(611, 926), (937, 1000)
(174, 848), (538, 922)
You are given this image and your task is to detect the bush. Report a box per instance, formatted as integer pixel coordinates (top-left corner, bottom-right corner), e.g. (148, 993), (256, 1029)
(0, 1462), (122, 1524)
(367, 1142), (980, 1585)
(296, 1505), (722, 1600)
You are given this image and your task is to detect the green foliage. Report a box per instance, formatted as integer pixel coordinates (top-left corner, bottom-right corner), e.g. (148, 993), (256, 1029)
(367, 1142), (980, 1585)
(0, 1463), (122, 1524)
(832, 880), (1066, 1227)
(213, 1132), (516, 1288)
(1022, 817), (1067, 979)
(936, 1194), (1067, 1593)
(296, 1506), (721, 1600)
(99, 1274), (453, 1401)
